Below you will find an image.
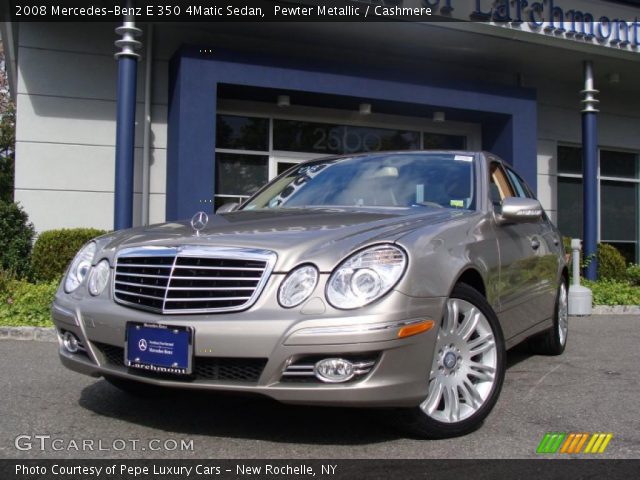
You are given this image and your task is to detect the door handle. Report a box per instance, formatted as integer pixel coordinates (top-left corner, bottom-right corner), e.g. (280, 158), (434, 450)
(531, 239), (540, 250)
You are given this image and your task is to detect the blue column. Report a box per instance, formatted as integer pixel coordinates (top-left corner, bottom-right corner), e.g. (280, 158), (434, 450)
(114, 56), (138, 230)
(581, 61), (599, 280)
(113, 20), (141, 231)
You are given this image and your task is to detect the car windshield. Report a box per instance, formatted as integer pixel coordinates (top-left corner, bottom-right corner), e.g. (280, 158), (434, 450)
(242, 153), (476, 211)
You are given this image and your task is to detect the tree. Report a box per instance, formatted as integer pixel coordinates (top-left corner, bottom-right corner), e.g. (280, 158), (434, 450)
(0, 41), (15, 203)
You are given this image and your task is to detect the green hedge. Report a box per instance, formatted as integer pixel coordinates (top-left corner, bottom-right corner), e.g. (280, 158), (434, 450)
(583, 279), (640, 306)
(596, 243), (627, 281)
(0, 201), (35, 278)
(628, 264), (640, 287)
(0, 278), (57, 327)
(31, 228), (107, 282)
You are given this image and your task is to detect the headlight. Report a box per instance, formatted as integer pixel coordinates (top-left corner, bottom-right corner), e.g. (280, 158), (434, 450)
(278, 264), (319, 308)
(326, 244), (406, 309)
(88, 259), (110, 296)
(64, 242), (96, 293)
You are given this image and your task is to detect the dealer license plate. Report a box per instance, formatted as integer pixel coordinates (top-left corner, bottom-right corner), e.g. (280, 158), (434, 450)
(125, 323), (193, 375)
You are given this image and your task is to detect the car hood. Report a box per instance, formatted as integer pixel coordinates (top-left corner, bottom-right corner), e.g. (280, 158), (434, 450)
(98, 207), (475, 272)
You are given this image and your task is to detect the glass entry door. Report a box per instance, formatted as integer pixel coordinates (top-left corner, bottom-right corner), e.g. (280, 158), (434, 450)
(269, 152), (321, 180)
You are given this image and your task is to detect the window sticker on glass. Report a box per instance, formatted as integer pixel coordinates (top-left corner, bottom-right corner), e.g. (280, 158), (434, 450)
(416, 184), (425, 204)
(454, 155), (473, 162)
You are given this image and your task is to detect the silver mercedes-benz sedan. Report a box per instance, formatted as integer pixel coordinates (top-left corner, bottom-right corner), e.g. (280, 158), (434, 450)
(52, 151), (568, 438)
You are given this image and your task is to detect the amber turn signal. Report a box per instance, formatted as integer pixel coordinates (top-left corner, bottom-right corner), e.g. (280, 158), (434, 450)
(397, 320), (434, 338)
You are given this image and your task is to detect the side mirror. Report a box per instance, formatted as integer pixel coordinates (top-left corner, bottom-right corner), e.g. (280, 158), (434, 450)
(216, 202), (239, 214)
(498, 197), (543, 224)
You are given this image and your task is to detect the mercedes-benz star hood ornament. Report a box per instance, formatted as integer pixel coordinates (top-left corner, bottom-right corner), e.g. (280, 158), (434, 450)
(191, 211), (209, 236)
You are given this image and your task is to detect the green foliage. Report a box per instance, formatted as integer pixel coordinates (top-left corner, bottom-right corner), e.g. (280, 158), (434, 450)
(0, 278), (57, 327)
(0, 201), (35, 278)
(0, 42), (15, 203)
(583, 279), (640, 306)
(0, 268), (14, 294)
(627, 264), (640, 287)
(31, 228), (107, 282)
(597, 243), (628, 281)
(0, 103), (15, 203)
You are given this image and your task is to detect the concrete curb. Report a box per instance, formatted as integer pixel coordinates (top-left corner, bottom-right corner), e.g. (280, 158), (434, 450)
(592, 306), (640, 315)
(0, 326), (57, 342)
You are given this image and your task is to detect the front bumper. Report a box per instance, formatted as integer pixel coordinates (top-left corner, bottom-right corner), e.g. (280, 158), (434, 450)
(52, 277), (445, 408)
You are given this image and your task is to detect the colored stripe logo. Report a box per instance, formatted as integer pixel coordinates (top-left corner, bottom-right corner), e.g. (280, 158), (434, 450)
(537, 433), (613, 454)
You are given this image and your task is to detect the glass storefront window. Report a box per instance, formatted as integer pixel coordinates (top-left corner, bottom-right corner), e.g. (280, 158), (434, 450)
(558, 146), (582, 175)
(600, 150), (639, 179)
(423, 133), (466, 150)
(272, 120), (420, 154)
(557, 176), (583, 240)
(557, 146), (639, 263)
(216, 115), (269, 151)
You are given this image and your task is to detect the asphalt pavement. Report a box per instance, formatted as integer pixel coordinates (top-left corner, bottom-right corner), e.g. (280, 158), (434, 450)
(1, 315), (639, 459)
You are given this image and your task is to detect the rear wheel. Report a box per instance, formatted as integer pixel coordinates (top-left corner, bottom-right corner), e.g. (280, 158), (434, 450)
(394, 283), (506, 438)
(529, 281), (568, 356)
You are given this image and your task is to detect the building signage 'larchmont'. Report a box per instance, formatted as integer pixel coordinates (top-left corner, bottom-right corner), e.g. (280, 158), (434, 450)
(361, 0), (640, 51)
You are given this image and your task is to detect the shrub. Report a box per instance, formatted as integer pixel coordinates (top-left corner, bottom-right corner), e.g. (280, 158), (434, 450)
(596, 243), (627, 281)
(31, 228), (107, 282)
(0, 201), (35, 278)
(0, 269), (14, 295)
(628, 264), (640, 287)
(0, 278), (58, 327)
(583, 279), (640, 306)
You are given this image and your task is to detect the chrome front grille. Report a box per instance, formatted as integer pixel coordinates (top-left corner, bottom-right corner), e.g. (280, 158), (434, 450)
(114, 246), (276, 314)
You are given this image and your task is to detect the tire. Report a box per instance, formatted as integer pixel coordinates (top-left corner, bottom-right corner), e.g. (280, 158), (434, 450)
(103, 375), (172, 398)
(529, 281), (568, 356)
(392, 283), (506, 439)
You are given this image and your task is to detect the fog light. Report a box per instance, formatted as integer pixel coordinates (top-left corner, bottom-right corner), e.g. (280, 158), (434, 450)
(314, 358), (355, 383)
(62, 332), (79, 353)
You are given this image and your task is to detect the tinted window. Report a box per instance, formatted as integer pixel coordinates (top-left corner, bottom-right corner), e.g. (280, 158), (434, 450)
(216, 115), (269, 151)
(558, 146), (582, 174)
(600, 150), (638, 179)
(273, 120), (420, 154)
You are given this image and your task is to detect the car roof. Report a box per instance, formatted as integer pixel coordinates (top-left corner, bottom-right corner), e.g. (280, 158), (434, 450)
(298, 150), (486, 163)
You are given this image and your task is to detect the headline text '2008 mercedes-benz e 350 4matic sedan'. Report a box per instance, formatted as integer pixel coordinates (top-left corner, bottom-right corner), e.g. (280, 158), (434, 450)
(52, 151), (568, 438)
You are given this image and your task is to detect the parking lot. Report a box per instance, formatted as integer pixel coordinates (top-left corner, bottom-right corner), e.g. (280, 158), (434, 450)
(1, 315), (638, 459)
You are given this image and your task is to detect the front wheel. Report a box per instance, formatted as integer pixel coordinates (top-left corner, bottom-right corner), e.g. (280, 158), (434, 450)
(393, 283), (506, 438)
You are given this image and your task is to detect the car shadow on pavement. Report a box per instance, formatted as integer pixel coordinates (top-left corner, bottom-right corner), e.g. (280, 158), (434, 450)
(77, 346), (537, 445)
(78, 380), (401, 444)
(506, 343), (535, 369)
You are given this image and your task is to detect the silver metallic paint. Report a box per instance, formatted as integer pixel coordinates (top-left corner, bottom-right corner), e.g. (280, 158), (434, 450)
(51, 152), (567, 407)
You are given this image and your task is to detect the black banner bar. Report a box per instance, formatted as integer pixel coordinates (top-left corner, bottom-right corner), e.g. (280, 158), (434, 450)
(2, 459), (640, 480)
(6, 0), (448, 22)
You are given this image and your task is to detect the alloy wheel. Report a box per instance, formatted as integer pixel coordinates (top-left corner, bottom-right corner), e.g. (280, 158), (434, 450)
(421, 298), (498, 423)
(558, 282), (568, 346)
